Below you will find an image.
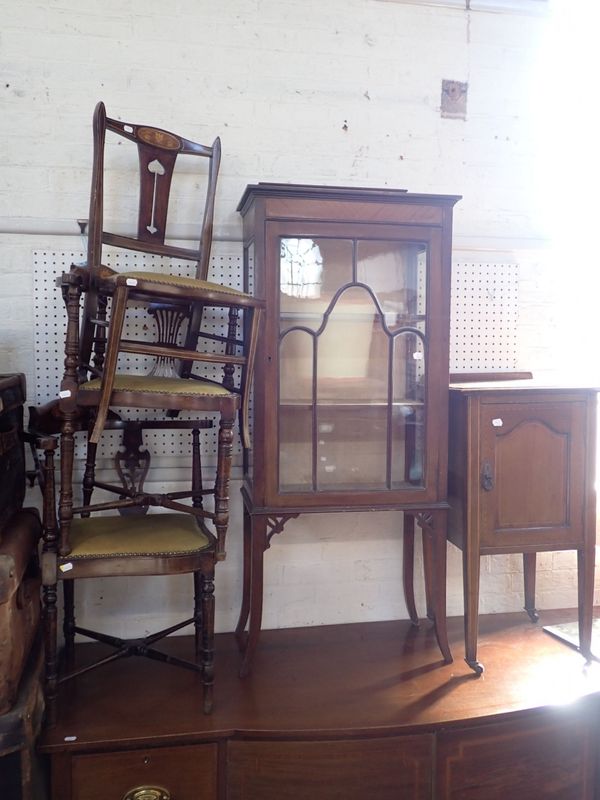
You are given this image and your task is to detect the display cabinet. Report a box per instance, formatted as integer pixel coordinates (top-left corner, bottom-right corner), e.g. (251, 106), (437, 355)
(236, 184), (460, 675)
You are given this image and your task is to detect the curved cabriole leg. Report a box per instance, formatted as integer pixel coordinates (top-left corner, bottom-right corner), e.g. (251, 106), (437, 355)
(523, 552), (539, 623)
(201, 565), (215, 714)
(239, 514), (268, 678)
(421, 510), (453, 665)
(235, 504), (252, 650)
(402, 513), (419, 626)
(422, 523), (435, 623)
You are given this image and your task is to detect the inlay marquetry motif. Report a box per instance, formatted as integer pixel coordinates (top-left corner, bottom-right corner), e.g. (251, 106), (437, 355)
(146, 159), (166, 235)
(137, 127), (181, 150)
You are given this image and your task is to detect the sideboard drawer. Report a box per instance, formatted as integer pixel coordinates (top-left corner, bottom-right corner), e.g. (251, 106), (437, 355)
(227, 735), (433, 800)
(71, 743), (217, 800)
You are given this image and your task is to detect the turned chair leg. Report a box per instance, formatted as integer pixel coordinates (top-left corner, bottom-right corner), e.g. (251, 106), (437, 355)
(214, 414), (235, 561)
(63, 580), (76, 671)
(82, 440), (98, 514)
(194, 571), (203, 661)
(201, 566), (215, 714)
(43, 582), (59, 727)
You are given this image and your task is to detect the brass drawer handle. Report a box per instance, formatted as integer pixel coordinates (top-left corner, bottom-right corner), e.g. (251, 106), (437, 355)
(122, 788), (171, 800)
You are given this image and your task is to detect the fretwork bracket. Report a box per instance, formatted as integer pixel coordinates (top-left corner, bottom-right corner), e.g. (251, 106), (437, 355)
(266, 514), (300, 548)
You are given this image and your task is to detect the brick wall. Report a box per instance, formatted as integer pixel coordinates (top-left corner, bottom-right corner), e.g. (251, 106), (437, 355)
(2, 0), (596, 636)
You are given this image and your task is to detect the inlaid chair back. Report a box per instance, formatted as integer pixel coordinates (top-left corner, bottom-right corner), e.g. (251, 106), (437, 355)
(80, 100), (221, 379)
(63, 103), (263, 448)
(88, 100), (219, 272)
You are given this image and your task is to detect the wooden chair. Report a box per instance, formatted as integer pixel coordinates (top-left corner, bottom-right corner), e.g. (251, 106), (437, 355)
(39, 426), (220, 725)
(39, 103), (263, 723)
(72, 101), (261, 452)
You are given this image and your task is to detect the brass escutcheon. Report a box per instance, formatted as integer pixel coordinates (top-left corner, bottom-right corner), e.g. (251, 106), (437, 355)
(122, 787), (171, 800)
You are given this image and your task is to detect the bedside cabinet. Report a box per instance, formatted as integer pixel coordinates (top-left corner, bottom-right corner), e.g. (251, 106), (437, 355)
(447, 384), (597, 674)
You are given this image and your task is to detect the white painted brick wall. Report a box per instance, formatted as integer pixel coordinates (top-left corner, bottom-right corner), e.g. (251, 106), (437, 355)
(3, 1), (598, 640)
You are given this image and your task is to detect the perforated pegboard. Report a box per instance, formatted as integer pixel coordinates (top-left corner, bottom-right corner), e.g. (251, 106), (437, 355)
(450, 261), (519, 372)
(33, 249), (519, 467)
(33, 244), (246, 467)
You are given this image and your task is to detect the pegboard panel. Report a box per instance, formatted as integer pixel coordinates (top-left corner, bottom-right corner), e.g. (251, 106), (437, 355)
(33, 249), (519, 467)
(33, 244), (246, 467)
(450, 261), (519, 372)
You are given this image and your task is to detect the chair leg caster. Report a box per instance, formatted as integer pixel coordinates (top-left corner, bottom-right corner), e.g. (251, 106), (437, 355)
(466, 658), (484, 676)
(525, 607), (539, 623)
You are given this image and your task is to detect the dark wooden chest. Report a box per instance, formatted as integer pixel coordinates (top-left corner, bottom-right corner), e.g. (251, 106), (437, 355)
(0, 374), (41, 713)
(0, 375), (27, 535)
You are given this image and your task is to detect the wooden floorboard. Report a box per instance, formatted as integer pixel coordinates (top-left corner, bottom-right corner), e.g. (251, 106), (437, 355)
(39, 608), (600, 753)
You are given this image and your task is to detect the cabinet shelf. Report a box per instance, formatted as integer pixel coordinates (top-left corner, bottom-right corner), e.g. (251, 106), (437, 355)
(279, 400), (425, 408)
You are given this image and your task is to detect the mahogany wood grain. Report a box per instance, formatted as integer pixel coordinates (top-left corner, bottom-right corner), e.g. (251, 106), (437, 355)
(228, 736), (433, 800)
(446, 386), (597, 673)
(40, 610), (600, 751)
(236, 184), (460, 677)
(39, 612), (600, 799)
(71, 744), (217, 800)
(436, 707), (598, 799)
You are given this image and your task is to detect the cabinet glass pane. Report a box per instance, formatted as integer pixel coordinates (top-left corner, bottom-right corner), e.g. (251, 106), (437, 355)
(316, 286), (388, 489)
(278, 236), (427, 493)
(357, 240), (427, 328)
(391, 330), (426, 488)
(279, 331), (313, 491)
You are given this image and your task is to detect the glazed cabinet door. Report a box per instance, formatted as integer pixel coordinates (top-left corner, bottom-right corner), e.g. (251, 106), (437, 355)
(260, 221), (448, 509)
(477, 396), (587, 550)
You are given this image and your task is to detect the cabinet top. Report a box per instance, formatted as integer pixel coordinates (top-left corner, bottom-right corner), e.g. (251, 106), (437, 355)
(237, 182), (462, 214)
(449, 380), (600, 395)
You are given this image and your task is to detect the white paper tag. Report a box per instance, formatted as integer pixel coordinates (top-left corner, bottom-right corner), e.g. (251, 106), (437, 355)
(318, 423), (334, 434)
(60, 562), (74, 573)
(59, 389), (72, 399)
(64, 735), (77, 742)
(412, 352), (424, 360)
(125, 278), (138, 286)
(492, 418), (503, 427)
